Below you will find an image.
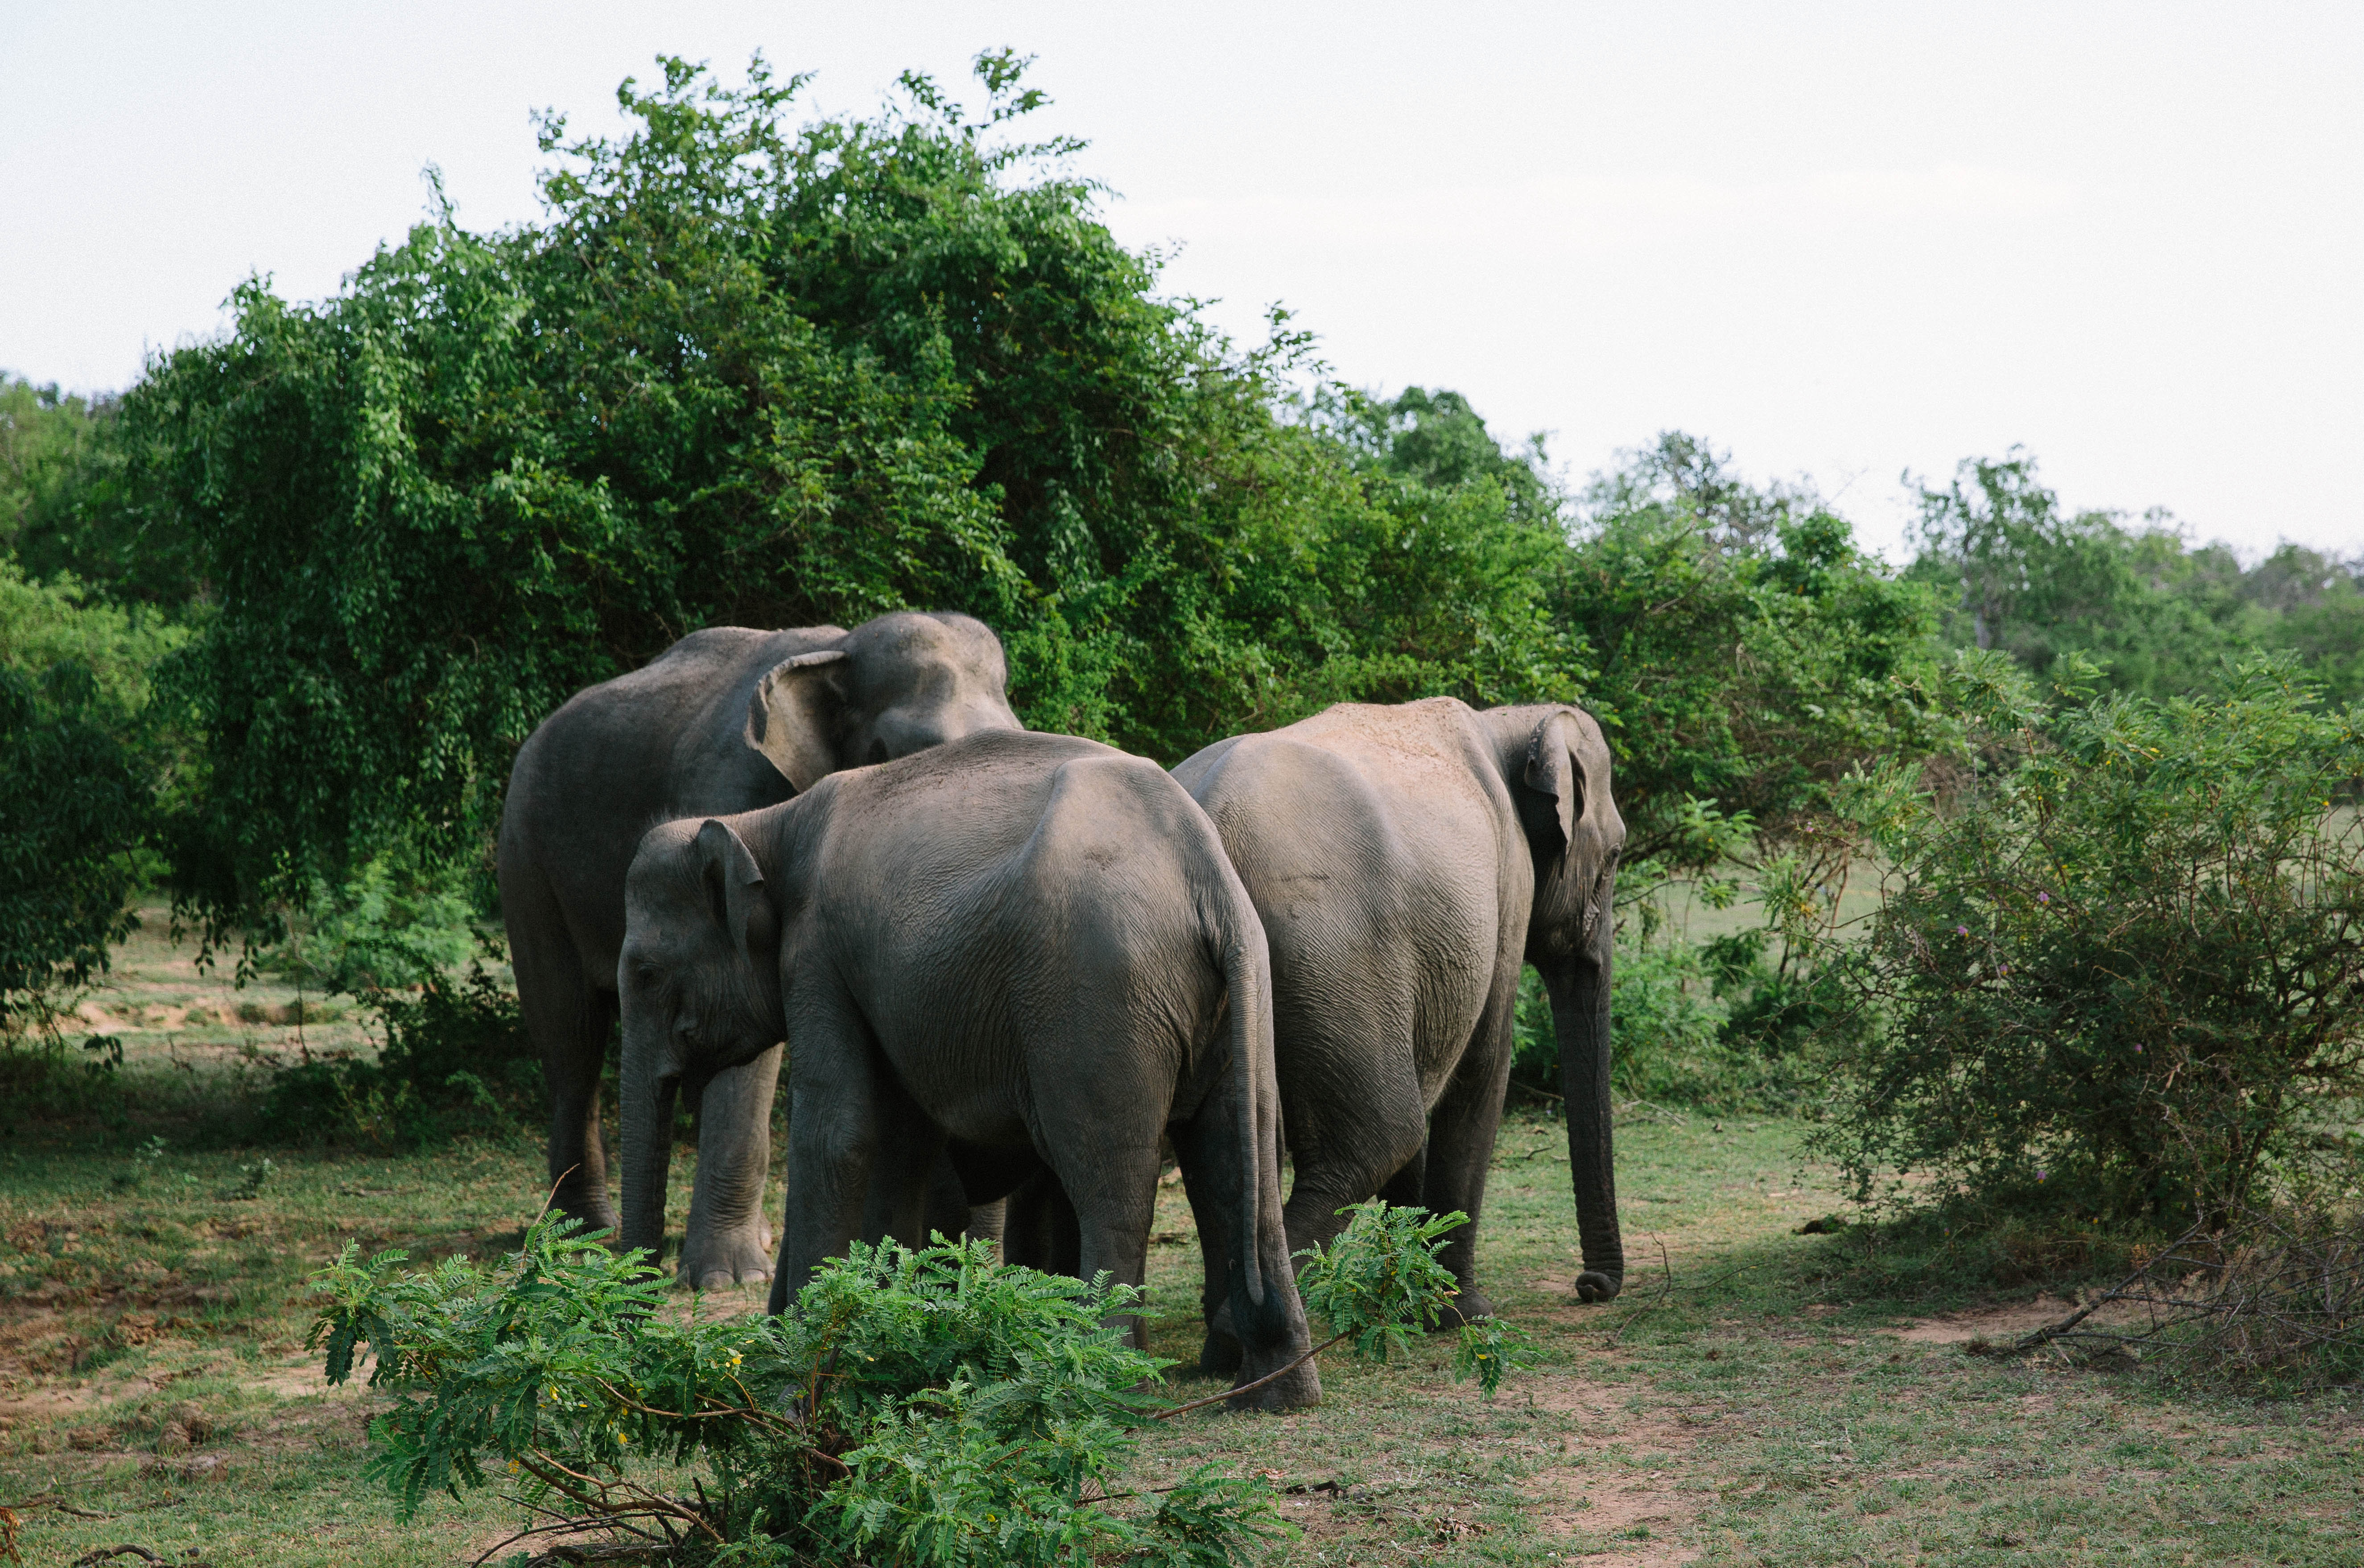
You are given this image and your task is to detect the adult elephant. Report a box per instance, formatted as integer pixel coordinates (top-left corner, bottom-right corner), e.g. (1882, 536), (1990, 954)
(615, 729), (1320, 1410)
(497, 612), (1019, 1288)
(1163, 698), (1627, 1370)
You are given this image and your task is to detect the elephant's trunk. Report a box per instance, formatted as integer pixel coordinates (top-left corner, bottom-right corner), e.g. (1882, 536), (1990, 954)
(1548, 911), (1624, 1302)
(619, 1036), (680, 1261)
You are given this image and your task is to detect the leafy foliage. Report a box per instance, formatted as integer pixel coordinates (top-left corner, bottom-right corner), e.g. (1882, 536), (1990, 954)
(262, 949), (538, 1149)
(1800, 651), (2364, 1223)
(254, 853), (481, 995)
(1553, 433), (1943, 881)
(0, 662), (150, 1034)
(312, 1200), (1503, 1564)
(1292, 1199), (1531, 1397)
(1, 376), (196, 606)
(0, 561), (190, 1038)
(1909, 449), (2364, 704)
(128, 55), (1588, 934)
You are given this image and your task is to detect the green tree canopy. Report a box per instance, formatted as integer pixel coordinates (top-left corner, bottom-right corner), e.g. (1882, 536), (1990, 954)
(1551, 434), (1943, 877)
(1907, 449), (2363, 704)
(128, 54), (1588, 929)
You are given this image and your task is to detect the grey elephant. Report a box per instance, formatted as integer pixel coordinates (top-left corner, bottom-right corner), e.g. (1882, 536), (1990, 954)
(497, 612), (1019, 1288)
(1011, 699), (1624, 1368)
(615, 728), (1320, 1411)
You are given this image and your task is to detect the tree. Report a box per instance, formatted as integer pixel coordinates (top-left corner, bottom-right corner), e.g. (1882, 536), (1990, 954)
(1552, 433), (1942, 877)
(0, 376), (196, 605)
(0, 563), (189, 1033)
(130, 54), (1595, 932)
(1906, 450), (2363, 704)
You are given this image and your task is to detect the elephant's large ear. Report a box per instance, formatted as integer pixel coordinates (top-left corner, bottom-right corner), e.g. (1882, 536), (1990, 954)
(693, 819), (770, 960)
(743, 649), (850, 791)
(1520, 710), (1590, 860)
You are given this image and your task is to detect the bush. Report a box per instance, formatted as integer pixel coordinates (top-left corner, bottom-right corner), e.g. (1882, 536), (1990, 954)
(1514, 935), (1812, 1113)
(311, 1202), (1505, 1566)
(253, 854), (481, 995)
(1, 559), (190, 1059)
(0, 660), (149, 1036)
(1802, 651), (2364, 1225)
(262, 951), (538, 1149)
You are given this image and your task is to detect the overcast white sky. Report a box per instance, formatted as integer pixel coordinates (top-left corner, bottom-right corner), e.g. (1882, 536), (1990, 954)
(4, 2), (2359, 561)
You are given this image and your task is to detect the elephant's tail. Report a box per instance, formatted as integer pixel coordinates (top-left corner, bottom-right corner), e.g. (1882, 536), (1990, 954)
(1222, 926), (1278, 1311)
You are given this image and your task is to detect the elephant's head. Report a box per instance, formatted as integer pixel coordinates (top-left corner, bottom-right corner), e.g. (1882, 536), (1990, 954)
(1509, 707), (1625, 963)
(1493, 704), (1627, 1303)
(743, 611), (1019, 790)
(617, 816), (785, 1256)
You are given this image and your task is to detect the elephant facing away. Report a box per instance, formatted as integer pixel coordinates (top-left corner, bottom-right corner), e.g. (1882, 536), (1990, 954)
(497, 612), (1019, 1288)
(1163, 698), (1626, 1370)
(615, 729), (1320, 1411)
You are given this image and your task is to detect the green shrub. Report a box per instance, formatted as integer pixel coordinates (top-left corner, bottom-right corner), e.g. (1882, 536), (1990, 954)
(263, 951), (538, 1148)
(311, 1202), (1502, 1566)
(1514, 938), (1801, 1112)
(254, 854), (481, 994)
(1802, 651), (2364, 1224)
(0, 661), (149, 1034)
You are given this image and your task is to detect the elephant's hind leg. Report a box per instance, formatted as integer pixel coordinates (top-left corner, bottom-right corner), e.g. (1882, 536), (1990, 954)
(1417, 973), (1522, 1326)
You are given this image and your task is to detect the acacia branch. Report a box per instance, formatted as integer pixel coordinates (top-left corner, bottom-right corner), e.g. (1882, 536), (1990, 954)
(1153, 1329), (1352, 1420)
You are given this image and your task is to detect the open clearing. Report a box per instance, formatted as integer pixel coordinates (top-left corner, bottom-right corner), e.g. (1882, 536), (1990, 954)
(3, 918), (2359, 1564)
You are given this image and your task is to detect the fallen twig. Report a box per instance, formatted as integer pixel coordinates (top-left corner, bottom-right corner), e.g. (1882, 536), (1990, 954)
(469, 1517), (669, 1568)
(2005, 1209), (2364, 1390)
(1608, 1235), (1675, 1348)
(2011, 1220), (2213, 1354)
(73, 1548), (210, 1568)
(1, 1495), (115, 1522)
(1155, 1328), (1353, 1419)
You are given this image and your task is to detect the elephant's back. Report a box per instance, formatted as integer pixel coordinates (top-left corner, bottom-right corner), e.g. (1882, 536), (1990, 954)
(808, 729), (1153, 931)
(1187, 719), (1502, 944)
(1179, 708), (1518, 1094)
(808, 732), (1228, 1124)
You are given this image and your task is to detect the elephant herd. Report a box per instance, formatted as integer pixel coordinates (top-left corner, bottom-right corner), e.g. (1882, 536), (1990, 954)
(497, 611), (1627, 1411)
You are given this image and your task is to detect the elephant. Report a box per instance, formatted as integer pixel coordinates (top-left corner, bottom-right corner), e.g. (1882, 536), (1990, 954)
(1024, 698), (1626, 1370)
(615, 728), (1320, 1411)
(496, 611), (1019, 1288)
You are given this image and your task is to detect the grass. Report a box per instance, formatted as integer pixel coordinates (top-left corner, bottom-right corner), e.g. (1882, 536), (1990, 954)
(3, 917), (2358, 1564)
(6, 1115), (2357, 1566)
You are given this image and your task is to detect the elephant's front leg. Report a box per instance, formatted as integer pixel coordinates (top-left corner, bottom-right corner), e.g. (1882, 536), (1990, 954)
(769, 1012), (886, 1315)
(1418, 990), (1520, 1326)
(679, 1044), (784, 1291)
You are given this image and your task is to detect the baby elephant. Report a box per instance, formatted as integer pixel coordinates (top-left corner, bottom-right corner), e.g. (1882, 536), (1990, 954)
(616, 729), (1319, 1411)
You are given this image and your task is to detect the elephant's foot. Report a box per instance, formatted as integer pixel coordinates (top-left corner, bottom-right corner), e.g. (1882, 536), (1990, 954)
(1229, 1353), (1321, 1412)
(677, 1222), (776, 1292)
(552, 1178), (621, 1239)
(1573, 1269), (1622, 1304)
(1197, 1326), (1244, 1378)
(1433, 1283), (1497, 1329)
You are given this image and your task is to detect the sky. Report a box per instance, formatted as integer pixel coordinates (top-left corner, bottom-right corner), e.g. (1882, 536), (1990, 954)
(4, 2), (2359, 562)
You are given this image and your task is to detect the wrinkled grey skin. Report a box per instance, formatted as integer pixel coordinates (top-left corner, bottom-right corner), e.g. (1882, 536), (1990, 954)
(1151, 699), (1625, 1370)
(617, 729), (1320, 1411)
(496, 612), (1019, 1288)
